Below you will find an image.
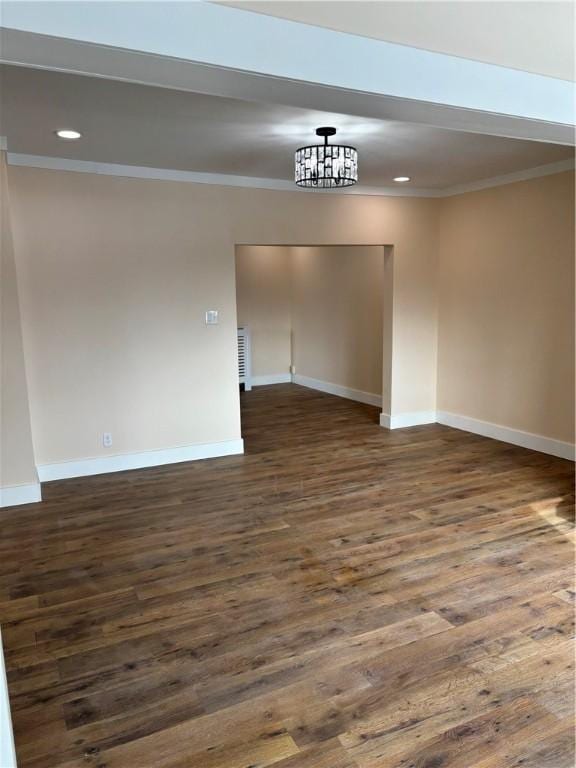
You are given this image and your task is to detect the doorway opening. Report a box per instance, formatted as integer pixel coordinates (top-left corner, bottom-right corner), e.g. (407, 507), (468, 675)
(234, 244), (394, 445)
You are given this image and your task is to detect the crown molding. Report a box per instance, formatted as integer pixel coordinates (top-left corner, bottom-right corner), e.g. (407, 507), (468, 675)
(5, 153), (442, 197)
(6, 153), (573, 198)
(442, 157), (575, 196)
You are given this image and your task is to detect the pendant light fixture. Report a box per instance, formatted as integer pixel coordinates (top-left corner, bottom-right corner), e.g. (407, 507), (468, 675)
(295, 127), (358, 189)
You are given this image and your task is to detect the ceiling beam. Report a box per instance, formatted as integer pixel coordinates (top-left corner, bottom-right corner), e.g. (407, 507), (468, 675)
(2, 2), (574, 144)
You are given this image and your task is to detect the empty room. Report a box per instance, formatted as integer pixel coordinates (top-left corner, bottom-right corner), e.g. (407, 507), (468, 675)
(0, 2), (574, 767)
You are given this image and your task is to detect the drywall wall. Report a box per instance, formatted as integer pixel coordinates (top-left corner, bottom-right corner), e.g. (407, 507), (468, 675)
(4, 163), (574, 475)
(438, 170), (575, 444)
(291, 245), (384, 396)
(8, 170), (243, 467)
(235, 244), (385, 398)
(381, 245), (394, 417)
(0, 151), (38, 497)
(235, 245), (292, 379)
(7, 165), (439, 468)
(230, 191), (438, 420)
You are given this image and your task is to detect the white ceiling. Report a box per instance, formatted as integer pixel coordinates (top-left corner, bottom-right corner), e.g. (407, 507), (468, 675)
(221, 1), (576, 81)
(1, 66), (573, 192)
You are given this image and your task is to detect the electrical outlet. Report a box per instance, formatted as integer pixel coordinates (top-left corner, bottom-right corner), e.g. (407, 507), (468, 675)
(103, 432), (113, 448)
(290, 365), (296, 375)
(205, 310), (219, 325)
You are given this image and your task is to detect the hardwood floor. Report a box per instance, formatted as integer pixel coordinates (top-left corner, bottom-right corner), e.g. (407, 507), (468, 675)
(1, 383), (574, 768)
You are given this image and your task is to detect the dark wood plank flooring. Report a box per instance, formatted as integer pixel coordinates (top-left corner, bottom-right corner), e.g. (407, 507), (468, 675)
(1, 383), (574, 767)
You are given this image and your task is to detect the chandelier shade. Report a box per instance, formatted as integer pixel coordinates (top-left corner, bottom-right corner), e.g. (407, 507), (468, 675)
(295, 127), (358, 189)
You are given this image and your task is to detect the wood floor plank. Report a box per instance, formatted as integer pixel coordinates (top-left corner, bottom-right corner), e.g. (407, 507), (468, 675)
(0, 383), (573, 767)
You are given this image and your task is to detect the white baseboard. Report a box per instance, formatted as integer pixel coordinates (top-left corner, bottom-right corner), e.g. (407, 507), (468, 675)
(380, 411), (437, 429)
(0, 482), (42, 508)
(0, 631), (16, 768)
(293, 374), (381, 407)
(378, 408), (574, 461)
(436, 411), (575, 461)
(252, 373), (292, 386)
(37, 439), (245, 482)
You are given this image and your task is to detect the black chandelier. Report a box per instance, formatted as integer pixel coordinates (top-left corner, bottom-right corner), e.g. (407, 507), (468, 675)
(295, 127), (358, 189)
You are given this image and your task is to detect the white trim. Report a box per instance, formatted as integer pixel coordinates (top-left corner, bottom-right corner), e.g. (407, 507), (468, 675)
(0, 631), (16, 768)
(378, 409), (575, 460)
(443, 158), (576, 197)
(380, 411), (437, 429)
(5, 153), (440, 198)
(0, 482), (42, 508)
(37, 439), (244, 482)
(7, 153), (573, 199)
(436, 411), (575, 461)
(252, 373), (293, 386)
(293, 374), (381, 407)
(380, 413), (392, 429)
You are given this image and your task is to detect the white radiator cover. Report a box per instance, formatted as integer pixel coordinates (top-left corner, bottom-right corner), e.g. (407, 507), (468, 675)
(237, 327), (252, 391)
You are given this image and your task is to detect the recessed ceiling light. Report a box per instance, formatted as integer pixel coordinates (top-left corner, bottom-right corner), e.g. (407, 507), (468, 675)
(393, 176), (411, 183)
(55, 129), (82, 140)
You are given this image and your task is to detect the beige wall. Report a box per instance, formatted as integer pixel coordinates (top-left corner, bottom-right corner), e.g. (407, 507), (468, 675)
(437, 171), (575, 443)
(7, 163), (571, 472)
(291, 246), (384, 395)
(8, 166), (439, 466)
(2, 167), (573, 472)
(235, 246), (292, 378)
(0, 152), (37, 488)
(381, 246), (394, 416)
(236, 244), (385, 396)
(9, 170), (242, 465)
(229, 190), (439, 419)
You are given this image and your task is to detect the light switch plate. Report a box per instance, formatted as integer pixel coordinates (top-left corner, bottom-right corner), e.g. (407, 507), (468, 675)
(205, 310), (219, 325)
